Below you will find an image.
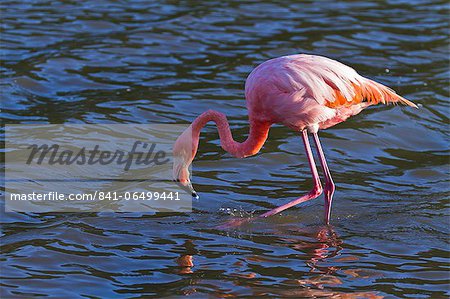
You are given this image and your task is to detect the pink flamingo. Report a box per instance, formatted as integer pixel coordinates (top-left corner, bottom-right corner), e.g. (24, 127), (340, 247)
(173, 54), (417, 224)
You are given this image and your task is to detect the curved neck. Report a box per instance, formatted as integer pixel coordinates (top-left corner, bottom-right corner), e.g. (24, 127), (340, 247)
(191, 110), (271, 158)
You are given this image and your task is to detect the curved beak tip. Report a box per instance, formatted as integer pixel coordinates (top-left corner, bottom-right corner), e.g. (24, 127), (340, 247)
(173, 178), (199, 199)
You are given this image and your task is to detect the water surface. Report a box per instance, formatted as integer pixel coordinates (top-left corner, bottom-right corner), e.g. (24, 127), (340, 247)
(1, 0), (449, 298)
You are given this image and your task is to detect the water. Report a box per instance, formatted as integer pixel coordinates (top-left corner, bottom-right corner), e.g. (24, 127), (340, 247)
(1, 0), (449, 298)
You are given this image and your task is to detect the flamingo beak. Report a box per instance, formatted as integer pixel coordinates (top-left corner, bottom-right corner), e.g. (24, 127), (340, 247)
(174, 179), (199, 199)
(173, 158), (199, 199)
(185, 180), (199, 199)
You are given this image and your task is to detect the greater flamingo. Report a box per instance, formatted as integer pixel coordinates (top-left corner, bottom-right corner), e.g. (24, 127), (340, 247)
(173, 54), (417, 224)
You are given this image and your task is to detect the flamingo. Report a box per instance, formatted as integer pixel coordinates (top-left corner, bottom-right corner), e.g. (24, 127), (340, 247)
(173, 54), (417, 224)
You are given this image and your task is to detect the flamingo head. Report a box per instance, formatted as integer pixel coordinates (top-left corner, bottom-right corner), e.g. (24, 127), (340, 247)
(172, 126), (199, 199)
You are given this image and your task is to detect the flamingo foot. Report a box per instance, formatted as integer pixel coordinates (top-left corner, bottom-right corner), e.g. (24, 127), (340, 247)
(216, 186), (323, 230)
(215, 217), (254, 230)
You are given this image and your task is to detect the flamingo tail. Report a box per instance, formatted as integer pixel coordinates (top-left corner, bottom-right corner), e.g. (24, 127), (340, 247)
(326, 78), (418, 109)
(359, 79), (418, 108)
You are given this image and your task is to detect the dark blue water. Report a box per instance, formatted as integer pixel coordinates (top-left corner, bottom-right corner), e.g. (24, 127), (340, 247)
(1, 0), (449, 298)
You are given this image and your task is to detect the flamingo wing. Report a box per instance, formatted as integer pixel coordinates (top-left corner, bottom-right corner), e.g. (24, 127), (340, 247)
(273, 54), (418, 109)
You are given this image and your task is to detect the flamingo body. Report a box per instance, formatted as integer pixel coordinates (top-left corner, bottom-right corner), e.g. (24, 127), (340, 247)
(245, 54), (416, 132)
(173, 54), (417, 225)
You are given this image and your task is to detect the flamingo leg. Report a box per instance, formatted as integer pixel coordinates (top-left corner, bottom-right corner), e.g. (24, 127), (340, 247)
(312, 132), (336, 225)
(260, 130), (323, 218)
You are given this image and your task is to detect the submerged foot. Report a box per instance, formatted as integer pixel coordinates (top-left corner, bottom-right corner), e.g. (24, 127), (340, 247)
(215, 217), (254, 230)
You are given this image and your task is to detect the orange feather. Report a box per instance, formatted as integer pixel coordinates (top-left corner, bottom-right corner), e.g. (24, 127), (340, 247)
(325, 80), (417, 109)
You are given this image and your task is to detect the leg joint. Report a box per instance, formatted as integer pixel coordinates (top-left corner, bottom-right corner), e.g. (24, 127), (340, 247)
(325, 181), (336, 193)
(311, 184), (323, 197)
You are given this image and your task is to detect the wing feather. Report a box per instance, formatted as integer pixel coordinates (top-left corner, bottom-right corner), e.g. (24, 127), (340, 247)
(283, 55), (418, 109)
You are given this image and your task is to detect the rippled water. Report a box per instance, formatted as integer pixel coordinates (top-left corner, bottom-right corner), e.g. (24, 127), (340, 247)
(1, 0), (449, 298)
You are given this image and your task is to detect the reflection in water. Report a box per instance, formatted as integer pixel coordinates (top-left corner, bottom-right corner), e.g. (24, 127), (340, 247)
(264, 228), (382, 298)
(176, 240), (196, 275)
(177, 255), (194, 274)
(292, 226), (342, 274)
(212, 224), (383, 298)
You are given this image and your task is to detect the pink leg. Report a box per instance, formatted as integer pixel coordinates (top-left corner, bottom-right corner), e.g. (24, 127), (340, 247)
(312, 133), (335, 225)
(260, 130), (323, 218)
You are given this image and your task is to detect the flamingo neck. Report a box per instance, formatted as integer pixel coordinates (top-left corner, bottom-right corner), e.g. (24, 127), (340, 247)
(191, 110), (271, 158)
